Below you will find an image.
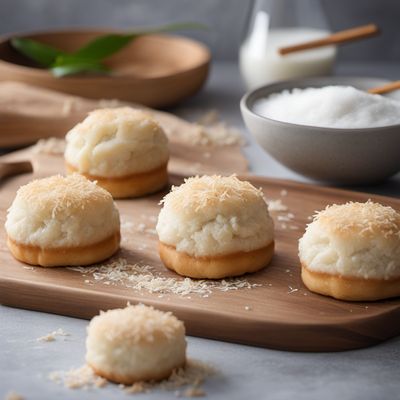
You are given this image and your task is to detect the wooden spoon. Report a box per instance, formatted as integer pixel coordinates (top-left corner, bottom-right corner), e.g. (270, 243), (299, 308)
(0, 160), (32, 181)
(278, 24), (380, 55)
(367, 81), (400, 95)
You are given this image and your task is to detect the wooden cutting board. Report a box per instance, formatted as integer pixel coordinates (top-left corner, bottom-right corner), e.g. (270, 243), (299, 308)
(0, 153), (399, 352)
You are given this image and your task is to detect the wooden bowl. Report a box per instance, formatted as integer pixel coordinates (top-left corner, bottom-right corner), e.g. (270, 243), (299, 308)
(0, 30), (211, 108)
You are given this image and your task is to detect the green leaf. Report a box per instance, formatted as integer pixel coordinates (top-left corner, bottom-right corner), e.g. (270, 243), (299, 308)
(140, 22), (208, 34)
(10, 37), (65, 67)
(74, 33), (137, 60)
(11, 22), (207, 77)
(74, 22), (207, 61)
(50, 57), (110, 77)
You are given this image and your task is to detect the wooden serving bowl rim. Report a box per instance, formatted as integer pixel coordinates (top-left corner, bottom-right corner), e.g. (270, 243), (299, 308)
(0, 28), (211, 82)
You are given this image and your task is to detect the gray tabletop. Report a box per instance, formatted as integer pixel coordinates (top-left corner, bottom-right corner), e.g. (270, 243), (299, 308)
(1, 61), (399, 400)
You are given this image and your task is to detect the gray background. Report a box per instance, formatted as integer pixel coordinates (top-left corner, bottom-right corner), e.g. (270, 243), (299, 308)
(0, 0), (398, 62)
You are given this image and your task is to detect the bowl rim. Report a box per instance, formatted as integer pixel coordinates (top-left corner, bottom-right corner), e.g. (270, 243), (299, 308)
(0, 27), (211, 82)
(240, 76), (400, 133)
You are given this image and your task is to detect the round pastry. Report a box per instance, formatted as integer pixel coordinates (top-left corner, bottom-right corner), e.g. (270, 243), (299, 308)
(156, 175), (274, 279)
(64, 107), (169, 198)
(86, 304), (186, 384)
(5, 174), (120, 267)
(299, 201), (400, 301)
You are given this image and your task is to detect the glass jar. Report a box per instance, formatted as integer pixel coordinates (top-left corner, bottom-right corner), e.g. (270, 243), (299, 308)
(239, 0), (336, 89)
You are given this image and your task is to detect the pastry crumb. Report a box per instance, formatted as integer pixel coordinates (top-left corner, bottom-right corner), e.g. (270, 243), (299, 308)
(37, 328), (70, 342)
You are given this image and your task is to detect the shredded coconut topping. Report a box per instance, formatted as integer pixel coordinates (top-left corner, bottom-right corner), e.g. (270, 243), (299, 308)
(89, 304), (184, 343)
(313, 200), (400, 238)
(12, 174), (112, 215)
(68, 258), (261, 298)
(160, 175), (264, 212)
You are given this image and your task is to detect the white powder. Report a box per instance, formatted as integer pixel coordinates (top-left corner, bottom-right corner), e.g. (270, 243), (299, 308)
(254, 86), (400, 129)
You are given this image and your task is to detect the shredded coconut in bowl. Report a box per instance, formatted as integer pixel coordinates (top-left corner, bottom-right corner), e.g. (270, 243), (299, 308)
(253, 86), (400, 129)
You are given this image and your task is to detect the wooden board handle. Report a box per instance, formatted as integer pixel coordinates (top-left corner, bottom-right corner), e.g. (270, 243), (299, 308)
(279, 24), (380, 55)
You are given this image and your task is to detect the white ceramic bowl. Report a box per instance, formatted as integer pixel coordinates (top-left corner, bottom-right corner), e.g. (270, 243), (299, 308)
(240, 76), (400, 185)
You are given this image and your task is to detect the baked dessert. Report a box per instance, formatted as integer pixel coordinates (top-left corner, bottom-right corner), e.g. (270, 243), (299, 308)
(299, 201), (400, 301)
(156, 175), (274, 279)
(86, 304), (186, 384)
(5, 174), (120, 267)
(65, 107), (169, 198)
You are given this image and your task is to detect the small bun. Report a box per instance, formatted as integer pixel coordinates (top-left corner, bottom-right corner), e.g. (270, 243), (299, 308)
(5, 174), (120, 266)
(65, 107), (169, 198)
(86, 304), (186, 384)
(156, 175), (274, 278)
(299, 201), (400, 300)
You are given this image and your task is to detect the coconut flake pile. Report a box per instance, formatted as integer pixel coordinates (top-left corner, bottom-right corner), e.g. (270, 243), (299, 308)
(68, 258), (261, 298)
(254, 86), (400, 128)
(49, 359), (215, 397)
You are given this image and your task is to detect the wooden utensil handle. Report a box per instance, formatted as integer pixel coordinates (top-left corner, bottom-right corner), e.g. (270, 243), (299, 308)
(368, 81), (400, 95)
(0, 161), (33, 180)
(279, 24), (380, 55)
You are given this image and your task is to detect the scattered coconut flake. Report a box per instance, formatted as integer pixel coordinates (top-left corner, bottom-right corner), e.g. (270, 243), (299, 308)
(157, 359), (215, 396)
(183, 386), (206, 397)
(121, 220), (135, 231)
(61, 99), (74, 116)
(288, 286), (298, 294)
(31, 137), (66, 155)
(37, 328), (70, 342)
(277, 215), (293, 222)
(175, 109), (244, 146)
(124, 382), (147, 394)
(68, 258), (261, 298)
(4, 391), (24, 400)
(22, 266), (35, 270)
(97, 98), (126, 108)
(137, 223), (146, 232)
(280, 189), (288, 196)
(49, 365), (107, 389)
(196, 109), (219, 125)
(244, 305), (252, 311)
(51, 359), (215, 396)
(266, 199), (288, 212)
(121, 220), (156, 236)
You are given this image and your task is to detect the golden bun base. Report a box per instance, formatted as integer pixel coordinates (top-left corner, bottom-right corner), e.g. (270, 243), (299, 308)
(301, 264), (400, 301)
(7, 232), (120, 267)
(66, 162), (168, 199)
(89, 359), (186, 385)
(159, 241), (274, 279)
